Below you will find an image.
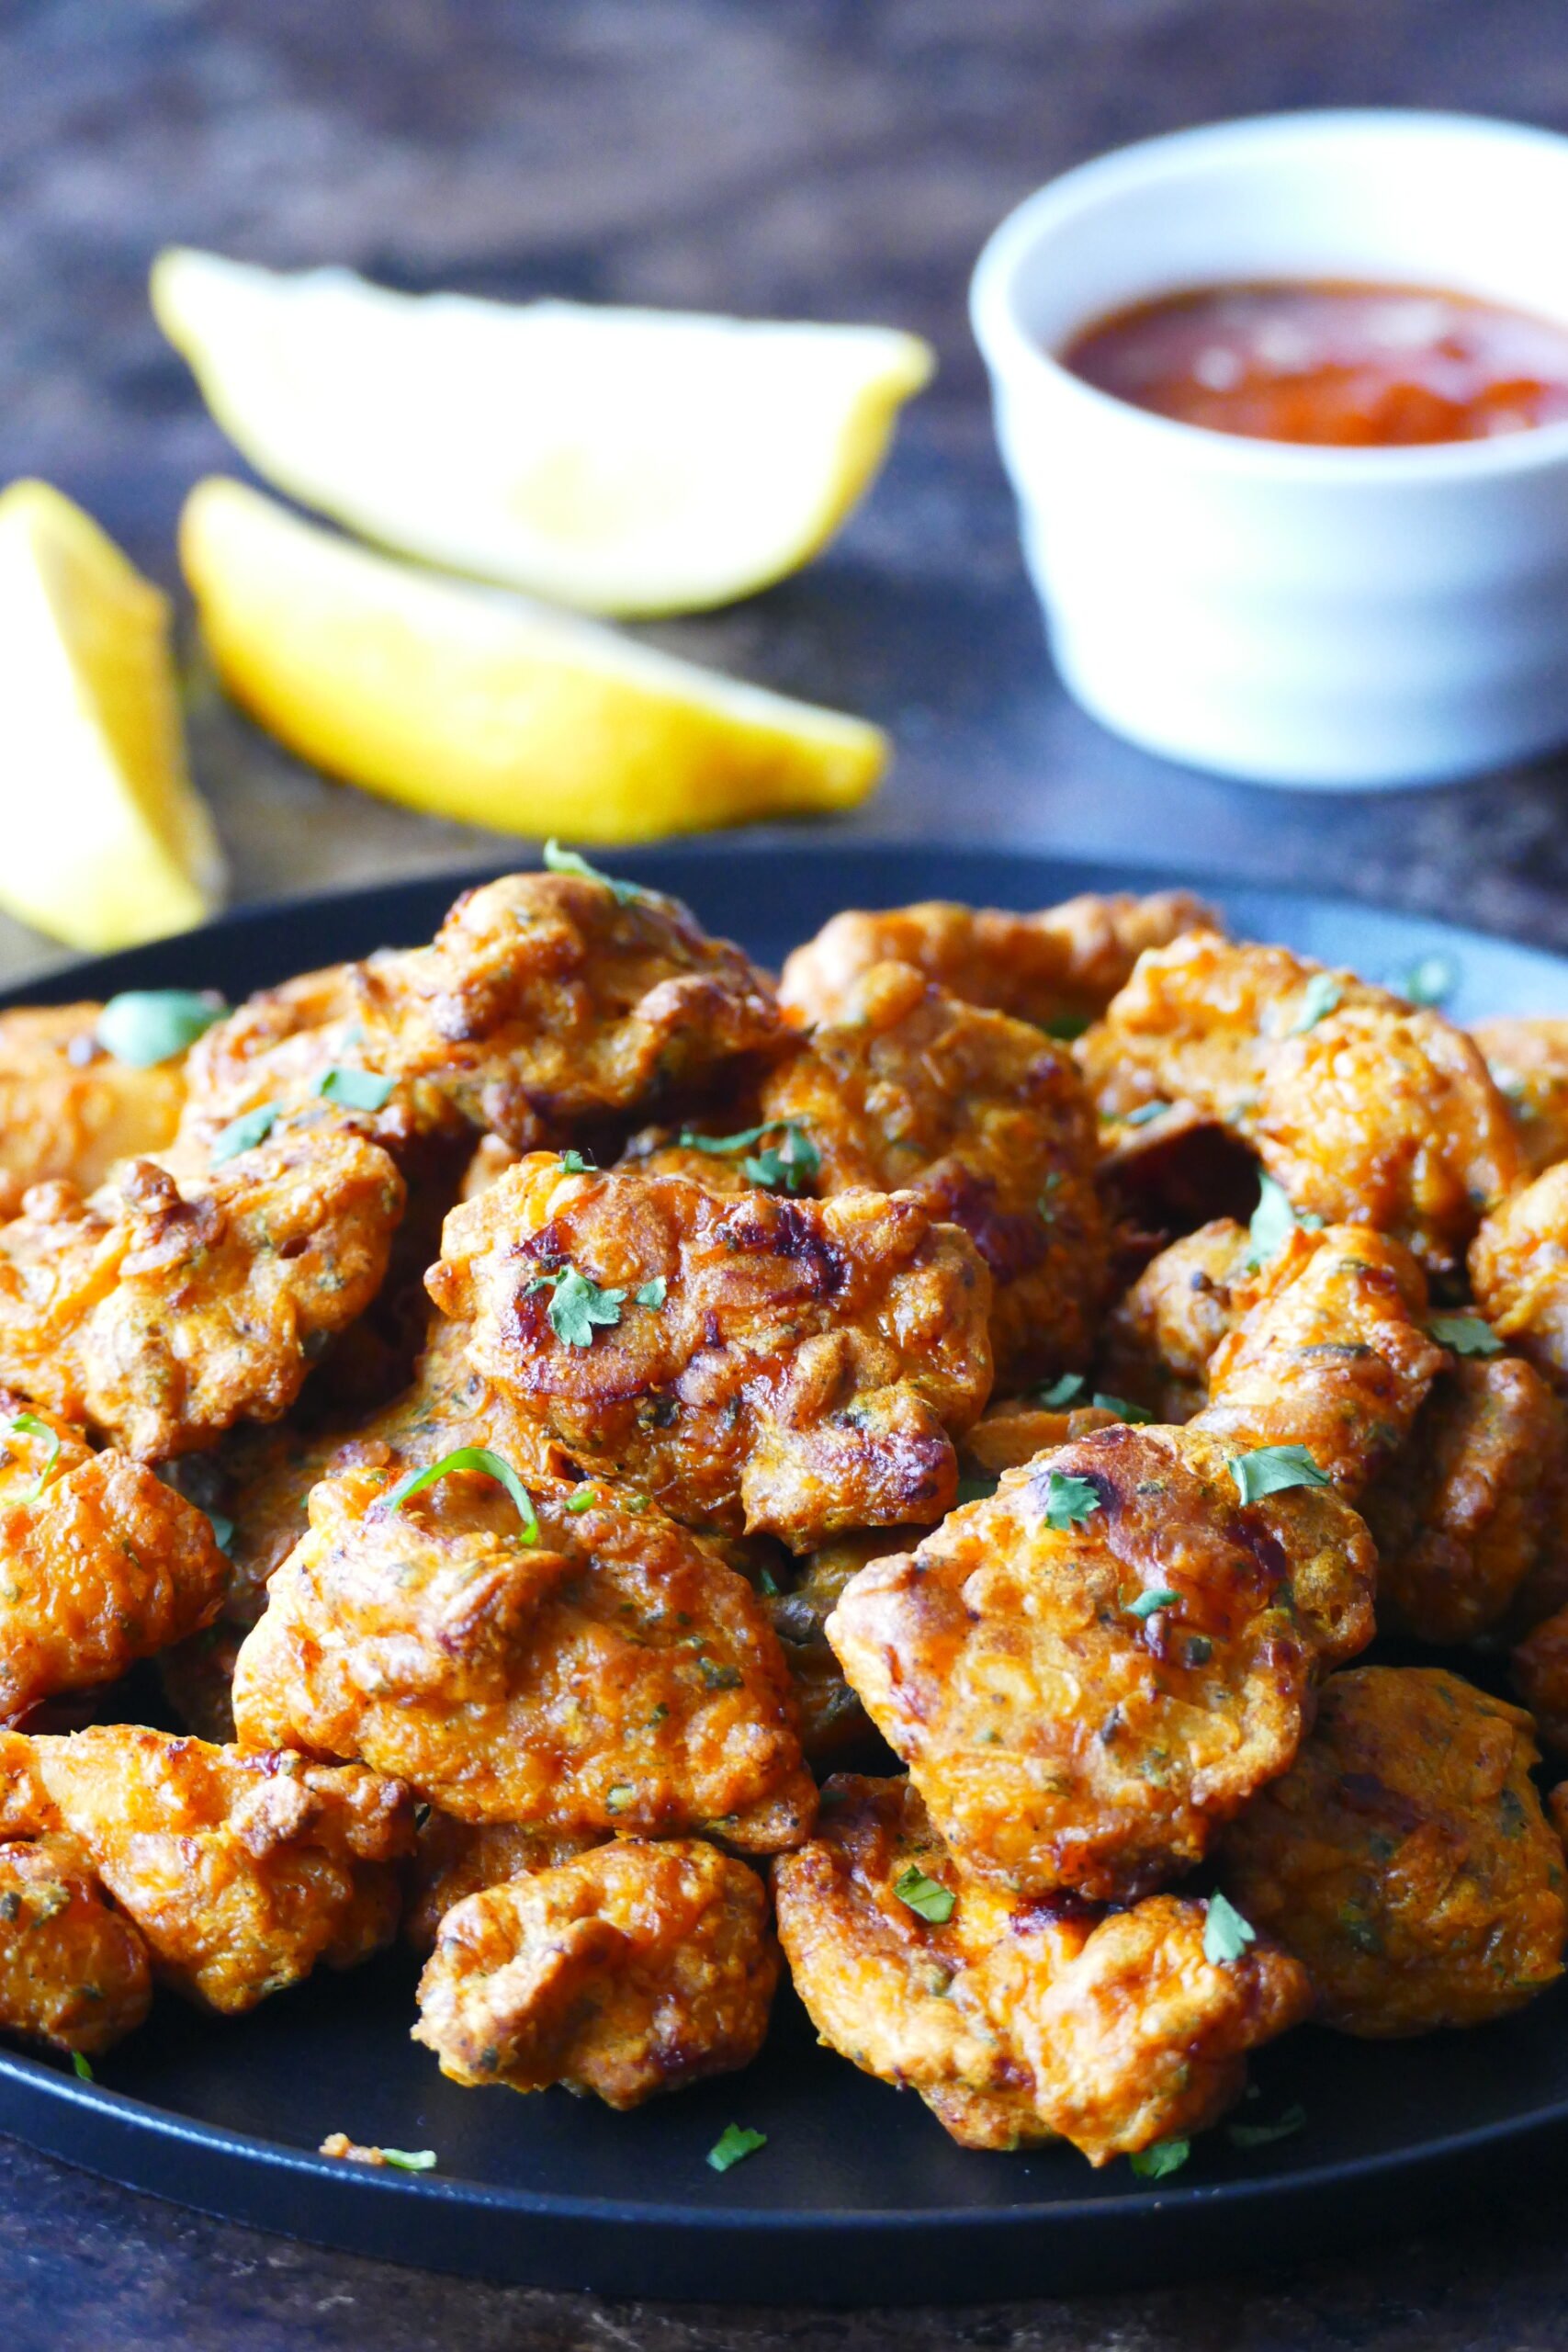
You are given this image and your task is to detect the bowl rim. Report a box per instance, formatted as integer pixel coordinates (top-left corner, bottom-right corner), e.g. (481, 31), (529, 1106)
(969, 106), (1568, 485)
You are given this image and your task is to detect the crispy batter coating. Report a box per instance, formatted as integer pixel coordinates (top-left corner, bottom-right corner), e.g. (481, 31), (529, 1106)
(0, 1400), (227, 1722)
(404, 1815), (604, 1954)
(1080, 934), (1518, 1270)
(0, 1132), (405, 1458)
(1512, 1605), (1568, 1751)
(413, 1838), (778, 2107)
(354, 871), (784, 1148)
(1220, 1667), (1566, 2036)
(759, 961), (1110, 1385)
(427, 1158), (993, 1549)
(1471, 1162), (1568, 1390)
(1472, 1018), (1568, 1178)
(774, 1775), (1311, 2163)
(1201, 1226), (1445, 1499)
(828, 1421), (1376, 1902)
(1098, 1219), (1254, 1424)
(1366, 1358), (1568, 1644)
(0, 1005), (187, 1218)
(0, 1725), (414, 2014)
(231, 1462), (816, 1850)
(779, 891), (1216, 1030)
(0, 1834), (152, 2056)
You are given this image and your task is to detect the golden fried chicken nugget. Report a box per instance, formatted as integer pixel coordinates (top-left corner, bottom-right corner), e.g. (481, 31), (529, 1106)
(231, 1462), (816, 1850)
(1366, 1358), (1568, 1645)
(828, 1421), (1376, 1903)
(353, 870), (784, 1149)
(0, 1400), (227, 1722)
(427, 1159), (992, 1549)
(1221, 1666), (1566, 2036)
(413, 1838), (778, 2108)
(1471, 1162), (1568, 1390)
(774, 1776), (1311, 2163)
(404, 1815), (604, 1954)
(1472, 1018), (1568, 1178)
(1200, 1226), (1445, 1499)
(0, 1834), (152, 2056)
(759, 961), (1110, 1386)
(0, 1724), (414, 2014)
(1098, 1218), (1254, 1424)
(0, 1131), (405, 1459)
(779, 890), (1216, 1030)
(0, 1004), (187, 1218)
(1080, 935), (1518, 1271)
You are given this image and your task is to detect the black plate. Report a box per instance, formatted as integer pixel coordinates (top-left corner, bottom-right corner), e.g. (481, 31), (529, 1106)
(5, 838), (1568, 2305)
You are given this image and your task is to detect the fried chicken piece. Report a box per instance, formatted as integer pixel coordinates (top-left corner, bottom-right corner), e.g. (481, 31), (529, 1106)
(758, 961), (1110, 1386)
(1080, 934), (1518, 1271)
(0, 1724), (414, 2014)
(0, 1400), (227, 1723)
(774, 1775), (1311, 2163)
(231, 1462), (816, 1851)
(0, 1834), (152, 2057)
(762, 1534), (902, 1762)
(1098, 1219), (1255, 1424)
(1200, 1226), (1445, 1499)
(828, 1421), (1376, 1903)
(353, 870), (784, 1149)
(1220, 1666), (1566, 2036)
(0, 1130), (405, 1458)
(413, 1838), (778, 2108)
(1366, 1357), (1568, 1645)
(0, 1004), (187, 1218)
(779, 890), (1216, 1030)
(404, 1815), (604, 1953)
(1512, 1604), (1568, 1750)
(427, 1158), (992, 1549)
(1472, 1018), (1568, 1178)
(1471, 1162), (1568, 1390)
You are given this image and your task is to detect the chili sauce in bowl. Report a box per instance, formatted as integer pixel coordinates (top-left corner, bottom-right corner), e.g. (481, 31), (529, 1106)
(1060, 281), (1568, 447)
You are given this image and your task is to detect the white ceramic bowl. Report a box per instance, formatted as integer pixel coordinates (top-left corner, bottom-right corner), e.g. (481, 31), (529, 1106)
(970, 110), (1568, 789)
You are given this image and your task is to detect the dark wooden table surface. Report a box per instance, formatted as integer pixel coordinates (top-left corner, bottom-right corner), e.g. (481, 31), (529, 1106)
(6, 2), (1568, 2344)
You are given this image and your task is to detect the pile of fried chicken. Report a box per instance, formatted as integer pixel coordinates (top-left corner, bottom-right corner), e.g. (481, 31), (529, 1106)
(4, 854), (1568, 2175)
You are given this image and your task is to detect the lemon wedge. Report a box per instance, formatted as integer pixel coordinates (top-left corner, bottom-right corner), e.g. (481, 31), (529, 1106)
(152, 248), (933, 617)
(180, 478), (887, 841)
(0, 481), (223, 953)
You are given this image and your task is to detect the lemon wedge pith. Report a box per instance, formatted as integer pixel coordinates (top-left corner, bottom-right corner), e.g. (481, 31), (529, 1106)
(0, 481), (223, 953)
(180, 479), (887, 842)
(152, 248), (934, 617)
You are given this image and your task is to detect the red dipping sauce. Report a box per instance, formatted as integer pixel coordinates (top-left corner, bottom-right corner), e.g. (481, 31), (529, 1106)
(1059, 280), (1568, 447)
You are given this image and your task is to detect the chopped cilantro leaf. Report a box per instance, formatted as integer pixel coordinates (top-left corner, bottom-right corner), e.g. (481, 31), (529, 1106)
(636, 1277), (668, 1309)
(7, 1412), (61, 1503)
(1128, 1587), (1179, 1620)
(1246, 1171), (1303, 1268)
(96, 989), (226, 1068)
(565, 1486), (599, 1514)
(894, 1865), (956, 1924)
(210, 1103), (277, 1164)
(543, 840), (648, 905)
(677, 1121), (820, 1195)
(1042, 1469), (1100, 1532)
(1289, 972), (1341, 1035)
(383, 1448), (538, 1544)
(1041, 1012), (1090, 1041)
(1035, 1374), (1085, 1408)
(316, 1066), (395, 1112)
(558, 1148), (597, 1173)
(1122, 1100), (1168, 1127)
(71, 2051), (94, 2082)
(379, 2147), (436, 2172)
(707, 2124), (766, 2174)
(955, 1474), (999, 1505)
(1396, 952), (1460, 1009)
(207, 1510), (236, 1555)
(1427, 1312), (1503, 1357)
(540, 1265), (626, 1348)
(1092, 1392), (1153, 1424)
(1129, 2138), (1189, 2179)
(1230, 1444), (1330, 1505)
(1203, 1890), (1258, 1965)
(1227, 2103), (1305, 2150)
